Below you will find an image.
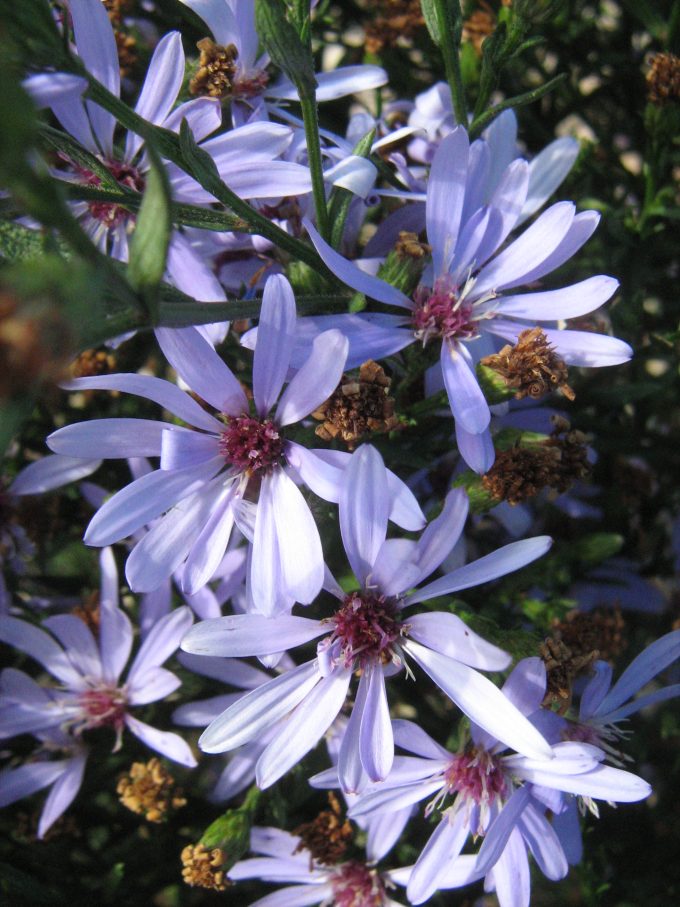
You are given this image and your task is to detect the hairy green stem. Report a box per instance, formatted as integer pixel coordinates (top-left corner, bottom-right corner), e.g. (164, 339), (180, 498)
(433, 0), (468, 125)
(299, 95), (331, 241)
(468, 73), (567, 139)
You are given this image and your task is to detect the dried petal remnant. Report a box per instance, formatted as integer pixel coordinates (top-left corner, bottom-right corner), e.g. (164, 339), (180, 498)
(190, 38), (238, 98)
(117, 757), (186, 823)
(646, 52), (680, 105)
(482, 418), (590, 505)
(481, 327), (574, 401)
(364, 0), (425, 54)
(181, 842), (230, 891)
(312, 361), (398, 449)
(293, 793), (353, 867)
(539, 637), (598, 711)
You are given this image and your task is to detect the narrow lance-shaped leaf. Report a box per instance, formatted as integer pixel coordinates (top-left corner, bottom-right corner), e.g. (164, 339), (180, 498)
(127, 140), (172, 311)
(255, 0), (317, 99)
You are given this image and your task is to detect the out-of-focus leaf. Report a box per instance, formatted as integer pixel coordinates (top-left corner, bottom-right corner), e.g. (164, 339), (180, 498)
(127, 142), (172, 310)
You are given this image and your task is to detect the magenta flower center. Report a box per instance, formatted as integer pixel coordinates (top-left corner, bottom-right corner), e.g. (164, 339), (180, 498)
(78, 685), (127, 731)
(79, 159), (146, 228)
(331, 592), (402, 668)
(412, 276), (478, 344)
(330, 861), (387, 907)
(444, 747), (507, 805)
(219, 415), (285, 475)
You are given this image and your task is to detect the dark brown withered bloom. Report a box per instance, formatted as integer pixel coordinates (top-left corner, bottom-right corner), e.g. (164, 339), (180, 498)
(364, 0), (425, 54)
(71, 591), (102, 637)
(481, 327), (574, 401)
(482, 417), (590, 505)
(646, 52), (680, 105)
(70, 348), (116, 380)
(117, 757), (186, 823)
(293, 793), (353, 867)
(394, 231), (430, 260)
(181, 842), (230, 891)
(114, 30), (138, 79)
(552, 608), (627, 664)
(103, 0), (133, 26)
(311, 361), (399, 450)
(462, 5), (497, 55)
(539, 637), (599, 711)
(189, 38), (238, 99)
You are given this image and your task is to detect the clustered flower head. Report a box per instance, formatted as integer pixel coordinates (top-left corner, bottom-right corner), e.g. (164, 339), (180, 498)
(1, 1), (678, 904)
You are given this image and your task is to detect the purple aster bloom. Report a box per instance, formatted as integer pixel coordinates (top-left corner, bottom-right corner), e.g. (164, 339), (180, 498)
(0, 729), (88, 839)
(0, 548), (196, 767)
(345, 658), (650, 904)
(177, 0), (387, 123)
(181, 444), (554, 790)
(228, 825), (408, 906)
(48, 275), (390, 606)
(287, 126), (630, 473)
(46, 0), (312, 334)
(557, 630), (680, 763)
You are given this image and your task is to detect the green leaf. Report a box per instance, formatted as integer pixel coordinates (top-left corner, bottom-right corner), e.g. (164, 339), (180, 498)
(0, 219), (68, 262)
(39, 126), (124, 193)
(328, 128), (376, 249)
(127, 141), (172, 310)
(255, 0), (317, 99)
(420, 0), (442, 44)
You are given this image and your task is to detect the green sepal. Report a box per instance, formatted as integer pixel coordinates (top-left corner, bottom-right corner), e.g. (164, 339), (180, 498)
(476, 363), (517, 405)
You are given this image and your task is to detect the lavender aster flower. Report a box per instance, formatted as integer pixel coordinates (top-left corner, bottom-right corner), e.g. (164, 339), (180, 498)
(293, 126), (630, 472)
(228, 824), (408, 907)
(0, 729), (88, 838)
(181, 444), (554, 790)
(345, 658), (651, 904)
(48, 275), (376, 606)
(0, 548), (196, 767)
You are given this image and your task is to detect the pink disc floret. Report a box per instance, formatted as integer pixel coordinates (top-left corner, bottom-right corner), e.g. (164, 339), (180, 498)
(331, 861), (387, 907)
(331, 592), (402, 668)
(218, 415), (285, 475)
(412, 275), (478, 344)
(78, 684), (127, 732)
(444, 747), (507, 806)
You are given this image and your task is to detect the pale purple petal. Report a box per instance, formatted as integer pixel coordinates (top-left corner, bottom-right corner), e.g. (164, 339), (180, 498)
(551, 799), (583, 865)
(84, 457), (222, 546)
(256, 668), (352, 788)
(241, 886), (330, 907)
(124, 714), (197, 767)
(518, 803), (568, 881)
(455, 421), (495, 474)
(407, 810), (470, 904)
(473, 202), (576, 297)
(48, 419), (170, 458)
(521, 136), (580, 223)
(392, 718), (451, 760)
(163, 96), (221, 141)
(155, 327), (248, 415)
(426, 127), (469, 276)
(276, 331), (349, 426)
(9, 455), (101, 495)
(598, 630), (680, 715)
(338, 671), (370, 794)
(127, 606), (193, 688)
(127, 667), (181, 705)
(160, 429), (220, 471)
(406, 612), (511, 671)
(182, 613), (325, 658)
(23, 73), (87, 107)
(126, 31), (184, 161)
(410, 537), (552, 604)
(253, 275), (297, 416)
(124, 478), (225, 592)
(304, 219), (412, 309)
(603, 684), (680, 723)
(42, 615), (101, 681)
(182, 485), (237, 594)
(0, 618), (84, 688)
(198, 661), (322, 753)
(385, 468), (427, 531)
(370, 538), (420, 596)
(365, 805), (413, 862)
(99, 602), (133, 686)
(470, 160), (530, 270)
(403, 641), (553, 760)
(270, 65), (387, 101)
(178, 0), (237, 46)
(174, 693), (243, 725)
(60, 374), (224, 432)
(441, 340), (490, 434)
(70, 0), (119, 156)
(179, 650), (265, 690)
(409, 487), (469, 586)
(285, 443), (343, 502)
(495, 276), (619, 320)
(359, 663), (394, 782)
(340, 445), (389, 585)
(526, 763), (651, 802)
(165, 232), (228, 308)
(0, 761), (70, 808)
(37, 753), (87, 839)
(487, 827), (531, 907)
(475, 786), (531, 875)
(579, 661), (613, 720)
